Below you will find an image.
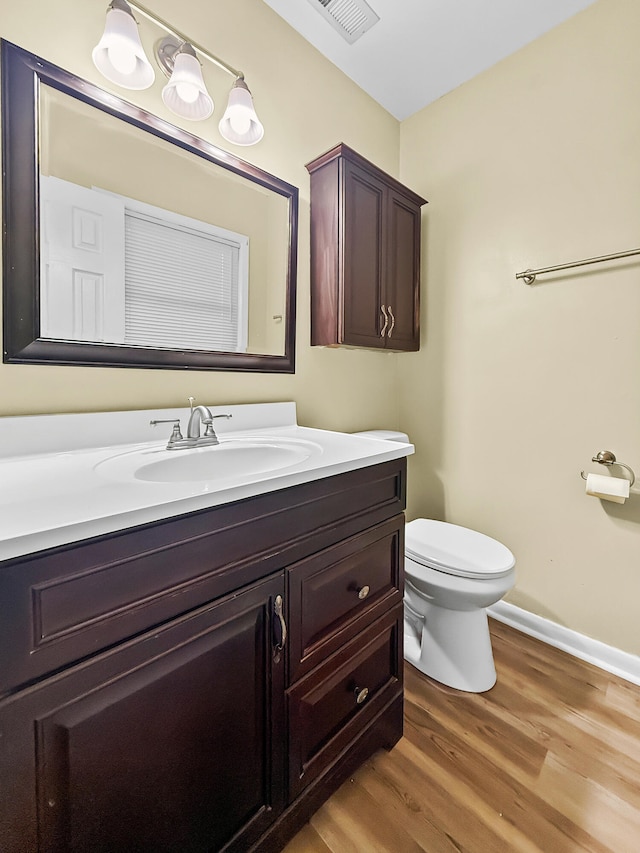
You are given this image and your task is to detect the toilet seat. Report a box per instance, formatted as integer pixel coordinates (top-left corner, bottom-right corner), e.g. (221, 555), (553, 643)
(405, 519), (515, 580)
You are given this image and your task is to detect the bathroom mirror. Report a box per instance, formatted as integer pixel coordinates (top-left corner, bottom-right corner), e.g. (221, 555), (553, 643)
(1, 40), (298, 372)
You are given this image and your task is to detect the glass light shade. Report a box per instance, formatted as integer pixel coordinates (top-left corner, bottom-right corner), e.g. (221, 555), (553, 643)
(92, 6), (155, 90)
(161, 51), (214, 121)
(218, 79), (264, 146)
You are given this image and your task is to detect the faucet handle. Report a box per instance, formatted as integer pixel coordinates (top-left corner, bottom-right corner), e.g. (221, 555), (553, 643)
(167, 422), (184, 444)
(188, 396), (195, 412)
(203, 413), (232, 437)
(150, 418), (184, 445)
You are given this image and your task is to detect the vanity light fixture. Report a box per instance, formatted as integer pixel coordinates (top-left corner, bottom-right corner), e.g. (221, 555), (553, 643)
(92, 0), (264, 144)
(218, 77), (264, 146)
(157, 38), (214, 121)
(92, 0), (155, 89)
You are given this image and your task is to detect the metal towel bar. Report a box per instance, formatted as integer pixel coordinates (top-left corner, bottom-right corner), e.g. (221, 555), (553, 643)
(517, 247), (640, 285)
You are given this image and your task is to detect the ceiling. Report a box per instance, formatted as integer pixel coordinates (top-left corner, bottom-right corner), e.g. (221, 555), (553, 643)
(262, 0), (597, 120)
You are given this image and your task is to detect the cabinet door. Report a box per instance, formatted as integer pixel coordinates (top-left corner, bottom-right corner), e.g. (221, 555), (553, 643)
(308, 143), (425, 351)
(342, 160), (386, 348)
(0, 573), (285, 853)
(384, 188), (421, 351)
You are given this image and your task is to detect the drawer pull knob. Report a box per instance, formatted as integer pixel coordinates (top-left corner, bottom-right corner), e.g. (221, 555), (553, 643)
(357, 585), (370, 600)
(355, 686), (369, 705)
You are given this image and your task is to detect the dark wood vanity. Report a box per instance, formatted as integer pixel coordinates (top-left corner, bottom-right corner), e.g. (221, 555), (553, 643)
(306, 143), (427, 351)
(0, 458), (406, 852)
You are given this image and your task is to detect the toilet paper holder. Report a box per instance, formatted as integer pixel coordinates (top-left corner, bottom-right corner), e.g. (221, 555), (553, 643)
(580, 450), (636, 487)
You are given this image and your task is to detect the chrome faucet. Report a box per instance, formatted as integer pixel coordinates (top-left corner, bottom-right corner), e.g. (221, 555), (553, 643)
(150, 398), (232, 450)
(186, 397), (232, 446)
(187, 404), (216, 440)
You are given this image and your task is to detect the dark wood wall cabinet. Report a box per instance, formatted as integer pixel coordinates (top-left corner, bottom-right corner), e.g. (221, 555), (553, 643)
(306, 143), (427, 351)
(0, 459), (406, 852)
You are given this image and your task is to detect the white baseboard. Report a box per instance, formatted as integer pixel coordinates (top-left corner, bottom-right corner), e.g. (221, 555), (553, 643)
(487, 601), (640, 687)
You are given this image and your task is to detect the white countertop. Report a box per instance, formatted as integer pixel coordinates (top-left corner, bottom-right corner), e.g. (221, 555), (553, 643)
(0, 403), (413, 561)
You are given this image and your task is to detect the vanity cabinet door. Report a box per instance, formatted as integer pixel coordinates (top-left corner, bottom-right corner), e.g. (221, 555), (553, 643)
(0, 573), (286, 853)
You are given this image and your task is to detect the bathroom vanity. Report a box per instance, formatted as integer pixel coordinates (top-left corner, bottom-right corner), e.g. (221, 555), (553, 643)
(0, 404), (412, 852)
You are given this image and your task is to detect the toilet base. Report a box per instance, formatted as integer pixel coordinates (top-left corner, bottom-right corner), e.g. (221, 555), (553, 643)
(404, 602), (497, 693)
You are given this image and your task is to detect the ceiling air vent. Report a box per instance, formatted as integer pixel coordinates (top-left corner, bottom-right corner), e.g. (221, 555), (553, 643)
(306, 0), (380, 44)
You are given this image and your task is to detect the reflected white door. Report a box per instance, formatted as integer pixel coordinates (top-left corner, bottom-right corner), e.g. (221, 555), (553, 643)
(40, 176), (125, 342)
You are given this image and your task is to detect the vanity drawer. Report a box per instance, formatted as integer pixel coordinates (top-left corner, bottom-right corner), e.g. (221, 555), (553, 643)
(287, 605), (403, 799)
(287, 516), (404, 682)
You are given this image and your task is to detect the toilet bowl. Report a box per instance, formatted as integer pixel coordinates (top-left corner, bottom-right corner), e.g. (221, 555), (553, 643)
(404, 518), (515, 692)
(352, 430), (516, 693)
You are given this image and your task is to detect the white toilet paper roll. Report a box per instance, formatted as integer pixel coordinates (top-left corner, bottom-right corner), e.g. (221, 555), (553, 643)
(585, 472), (629, 504)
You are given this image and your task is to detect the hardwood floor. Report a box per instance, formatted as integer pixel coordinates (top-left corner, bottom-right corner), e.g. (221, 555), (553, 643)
(282, 619), (640, 853)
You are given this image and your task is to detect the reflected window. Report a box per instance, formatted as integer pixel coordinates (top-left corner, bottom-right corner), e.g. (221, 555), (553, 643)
(40, 176), (249, 351)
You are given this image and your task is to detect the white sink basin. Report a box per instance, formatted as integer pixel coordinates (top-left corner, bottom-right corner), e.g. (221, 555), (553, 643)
(95, 436), (322, 484)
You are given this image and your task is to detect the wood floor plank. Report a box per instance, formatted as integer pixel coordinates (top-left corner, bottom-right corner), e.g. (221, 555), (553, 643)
(605, 679), (640, 720)
(403, 667), (548, 780)
(607, 680), (640, 720)
(367, 737), (529, 853)
(534, 751), (640, 851)
(493, 640), (640, 763)
(309, 773), (426, 852)
(351, 753), (474, 853)
(282, 621), (640, 853)
(280, 823), (332, 853)
(405, 663), (640, 807)
(403, 701), (610, 853)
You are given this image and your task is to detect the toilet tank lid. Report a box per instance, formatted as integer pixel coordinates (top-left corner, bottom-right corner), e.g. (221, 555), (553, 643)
(353, 430), (410, 443)
(405, 519), (515, 578)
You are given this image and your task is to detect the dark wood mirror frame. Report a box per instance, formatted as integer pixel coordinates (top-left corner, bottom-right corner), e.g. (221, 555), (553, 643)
(1, 40), (298, 373)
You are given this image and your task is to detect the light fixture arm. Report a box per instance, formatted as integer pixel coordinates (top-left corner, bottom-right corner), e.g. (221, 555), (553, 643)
(125, 0), (244, 80)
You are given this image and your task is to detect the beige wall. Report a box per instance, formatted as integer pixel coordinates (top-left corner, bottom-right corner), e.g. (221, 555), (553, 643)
(3, 0), (639, 657)
(0, 0), (401, 432)
(399, 0), (640, 655)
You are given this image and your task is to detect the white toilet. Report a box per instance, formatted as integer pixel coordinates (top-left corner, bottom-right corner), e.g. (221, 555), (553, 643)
(354, 430), (516, 693)
(404, 518), (515, 692)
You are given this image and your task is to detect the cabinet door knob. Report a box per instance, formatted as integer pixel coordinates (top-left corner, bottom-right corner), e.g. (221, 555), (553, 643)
(354, 686), (369, 705)
(387, 306), (395, 338)
(380, 305), (389, 337)
(273, 594), (287, 652)
(357, 585), (370, 600)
